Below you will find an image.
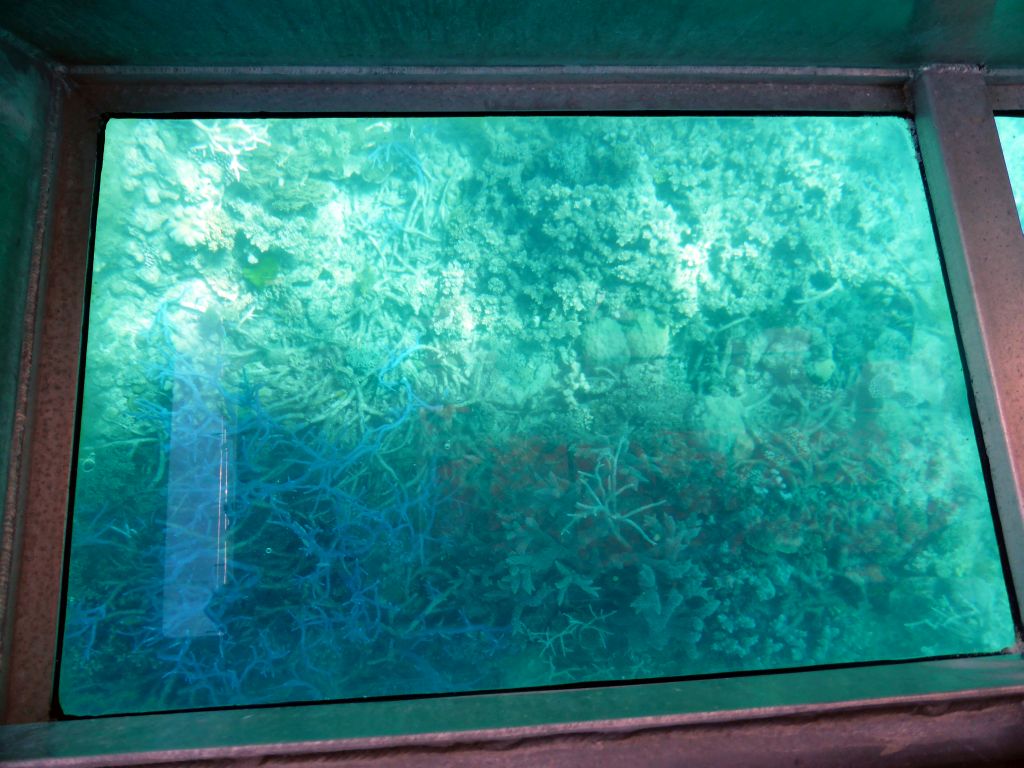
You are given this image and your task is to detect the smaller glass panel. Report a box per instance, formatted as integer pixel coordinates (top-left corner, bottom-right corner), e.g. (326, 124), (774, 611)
(996, 116), (1024, 227)
(60, 116), (1014, 717)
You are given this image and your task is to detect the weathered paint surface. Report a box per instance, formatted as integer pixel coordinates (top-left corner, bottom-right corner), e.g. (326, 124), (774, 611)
(0, 0), (1022, 69)
(0, 39), (48, 524)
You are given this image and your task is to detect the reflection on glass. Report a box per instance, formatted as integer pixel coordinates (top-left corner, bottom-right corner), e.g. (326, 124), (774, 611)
(60, 116), (1014, 715)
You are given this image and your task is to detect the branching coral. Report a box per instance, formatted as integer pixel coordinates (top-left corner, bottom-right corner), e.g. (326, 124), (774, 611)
(563, 437), (665, 546)
(192, 119), (271, 181)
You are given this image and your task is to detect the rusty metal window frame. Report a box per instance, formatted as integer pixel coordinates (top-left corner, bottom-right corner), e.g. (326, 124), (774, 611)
(4, 65), (1024, 765)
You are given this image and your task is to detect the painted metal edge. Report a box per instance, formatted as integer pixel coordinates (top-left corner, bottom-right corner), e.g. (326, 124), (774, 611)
(70, 73), (910, 115)
(913, 66), (1024, 624)
(27, 693), (1020, 768)
(0, 63), (63, 719)
(989, 84), (1024, 112)
(64, 64), (914, 85)
(3, 81), (99, 725)
(986, 70), (1024, 84)
(985, 66), (1024, 110)
(2, 656), (1024, 765)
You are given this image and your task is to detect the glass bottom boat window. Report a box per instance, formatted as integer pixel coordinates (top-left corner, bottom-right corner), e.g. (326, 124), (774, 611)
(59, 115), (1015, 716)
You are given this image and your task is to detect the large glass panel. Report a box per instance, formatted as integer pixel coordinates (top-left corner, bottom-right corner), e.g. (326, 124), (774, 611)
(60, 116), (1014, 716)
(997, 115), (1024, 227)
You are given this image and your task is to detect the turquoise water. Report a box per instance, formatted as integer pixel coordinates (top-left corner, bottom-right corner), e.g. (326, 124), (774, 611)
(60, 116), (1015, 716)
(997, 116), (1024, 225)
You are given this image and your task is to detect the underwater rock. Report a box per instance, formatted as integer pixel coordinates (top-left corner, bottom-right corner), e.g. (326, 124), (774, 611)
(581, 316), (630, 369)
(489, 356), (555, 408)
(746, 521), (804, 555)
(625, 309), (670, 360)
(700, 393), (748, 455)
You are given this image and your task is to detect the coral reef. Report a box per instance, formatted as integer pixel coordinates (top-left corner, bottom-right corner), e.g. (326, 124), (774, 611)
(61, 115), (1014, 715)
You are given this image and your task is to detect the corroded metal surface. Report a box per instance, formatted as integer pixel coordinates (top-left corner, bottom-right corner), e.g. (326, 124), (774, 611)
(3, 671), (1024, 765)
(70, 65), (911, 113)
(3, 83), (98, 725)
(0, 37), (57, 719)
